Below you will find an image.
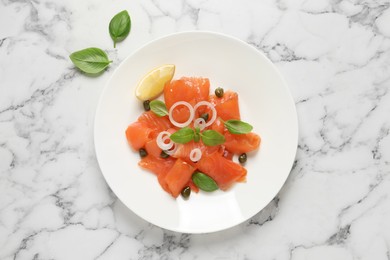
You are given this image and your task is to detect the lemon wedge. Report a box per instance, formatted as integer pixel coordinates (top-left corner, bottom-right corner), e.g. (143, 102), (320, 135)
(135, 64), (175, 101)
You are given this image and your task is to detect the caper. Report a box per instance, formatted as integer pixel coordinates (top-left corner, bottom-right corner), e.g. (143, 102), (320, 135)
(181, 186), (191, 199)
(200, 113), (209, 122)
(160, 151), (169, 158)
(215, 87), (224, 98)
(143, 100), (151, 111)
(238, 153), (247, 164)
(139, 148), (148, 158)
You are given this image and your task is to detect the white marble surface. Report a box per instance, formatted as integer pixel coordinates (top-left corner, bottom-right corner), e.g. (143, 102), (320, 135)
(1, 0), (390, 259)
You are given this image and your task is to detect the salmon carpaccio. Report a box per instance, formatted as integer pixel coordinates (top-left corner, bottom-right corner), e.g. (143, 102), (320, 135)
(126, 77), (261, 198)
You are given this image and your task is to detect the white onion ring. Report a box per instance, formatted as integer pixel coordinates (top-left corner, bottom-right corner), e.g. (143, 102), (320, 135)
(157, 131), (173, 150)
(168, 101), (195, 128)
(193, 101), (217, 127)
(194, 118), (206, 131)
(162, 135), (171, 143)
(164, 144), (178, 156)
(189, 148), (202, 162)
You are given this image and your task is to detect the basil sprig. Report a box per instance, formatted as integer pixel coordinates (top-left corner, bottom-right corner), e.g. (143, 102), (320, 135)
(169, 127), (225, 146)
(192, 171), (218, 192)
(224, 119), (253, 134)
(109, 10), (131, 48)
(69, 47), (112, 74)
(150, 100), (168, 117)
(170, 127), (194, 144)
(194, 127), (200, 142)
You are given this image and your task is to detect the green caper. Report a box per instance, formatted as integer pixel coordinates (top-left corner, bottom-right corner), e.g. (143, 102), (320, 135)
(181, 186), (191, 199)
(160, 151), (170, 158)
(238, 153), (247, 164)
(139, 148), (148, 158)
(200, 113), (209, 122)
(143, 100), (151, 111)
(215, 87), (224, 98)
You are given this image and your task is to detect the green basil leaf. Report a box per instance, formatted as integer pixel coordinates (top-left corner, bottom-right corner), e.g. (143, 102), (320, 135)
(200, 130), (225, 146)
(192, 171), (218, 192)
(224, 119), (253, 134)
(170, 127), (194, 144)
(109, 10), (131, 48)
(150, 100), (168, 117)
(69, 47), (112, 74)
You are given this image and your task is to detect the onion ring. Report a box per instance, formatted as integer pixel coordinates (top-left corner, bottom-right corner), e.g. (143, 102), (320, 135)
(194, 118), (206, 131)
(164, 143), (178, 156)
(157, 131), (173, 150)
(168, 101), (195, 128)
(189, 148), (202, 162)
(193, 101), (217, 127)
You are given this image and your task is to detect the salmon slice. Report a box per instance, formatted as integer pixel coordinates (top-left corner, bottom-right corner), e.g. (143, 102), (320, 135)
(138, 155), (176, 176)
(164, 158), (196, 198)
(145, 139), (162, 158)
(158, 168), (171, 194)
(138, 155), (176, 194)
(164, 77), (210, 122)
(210, 118), (225, 134)
(138, 111), (172, 137)
(125, 121), (153, 150)
(221, 148), (234, 161)
(126, 111), (172, 150)
(224, 132), (261, 154)
(209, 91), (240, 120)
(196, 151), (247, 190)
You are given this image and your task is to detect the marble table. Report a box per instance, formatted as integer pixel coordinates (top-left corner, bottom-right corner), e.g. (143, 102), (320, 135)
(1, 0), (390, 259)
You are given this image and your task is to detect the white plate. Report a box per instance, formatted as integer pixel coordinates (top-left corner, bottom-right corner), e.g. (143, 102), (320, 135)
(94, 32), (298, 233)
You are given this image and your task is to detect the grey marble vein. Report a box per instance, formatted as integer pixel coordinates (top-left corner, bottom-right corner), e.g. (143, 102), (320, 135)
(1, 0), (390, 259)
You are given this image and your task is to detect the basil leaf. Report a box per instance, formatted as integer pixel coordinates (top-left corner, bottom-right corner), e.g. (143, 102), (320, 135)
(170, 127), (194, 144)
(224, 119), (253, 134)
(69, 47), (112, 74)
(192, 171), (218, 192)
(200, 130), (225, 146)
(109, 10), (131, 48)
(150, 100), (168, 117)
